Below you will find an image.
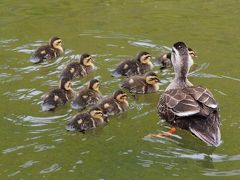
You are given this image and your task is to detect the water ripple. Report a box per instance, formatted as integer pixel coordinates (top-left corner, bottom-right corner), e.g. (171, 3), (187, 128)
(40, 163), (61, 174)
(19, 160), (39, 168)
(2, 143), (37, 154)
(203, 169), (240, 176)
(4, 88), (43, 100)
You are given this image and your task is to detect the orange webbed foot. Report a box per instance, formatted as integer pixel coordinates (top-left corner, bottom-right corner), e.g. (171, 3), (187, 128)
(147, 127), (177, 138)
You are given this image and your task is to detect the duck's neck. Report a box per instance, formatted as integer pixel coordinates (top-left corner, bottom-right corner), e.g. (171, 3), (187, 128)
(166, 56), (193, 91)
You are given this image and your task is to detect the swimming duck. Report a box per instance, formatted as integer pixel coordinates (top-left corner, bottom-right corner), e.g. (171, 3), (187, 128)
(156, 47), (197, 69)
(154, 42), (221, 146)
(30, 37), (64, 63)
(41, 77), (74, 111)
(60, 53), (95, 80)
(97, 90), (129, 116)
(112, 51), (153, 77)
(71, 79), (102, 110)
(66, 107), (108, 132)
(121, 72), (161, 94)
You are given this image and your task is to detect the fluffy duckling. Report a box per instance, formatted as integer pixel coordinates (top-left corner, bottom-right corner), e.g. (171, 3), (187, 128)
(112, 51), (153, 77)
(41, 77), (74, 111)
(121, 72), (161, 94)
(30, 37), (64, 63)
(155, 42), (221, 146)
(71, 79), (102, 110)
(60, 53), (95, 80)
(66, 107), (108, 132)
(97, 90), (129, 116)
(156, 47), (197, 69)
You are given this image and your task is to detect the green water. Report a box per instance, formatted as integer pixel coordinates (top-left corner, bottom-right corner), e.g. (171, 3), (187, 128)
(0, 0), (240, 179)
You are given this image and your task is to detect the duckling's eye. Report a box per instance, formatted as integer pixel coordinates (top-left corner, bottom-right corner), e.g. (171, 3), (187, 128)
(145, 55), (151, 59)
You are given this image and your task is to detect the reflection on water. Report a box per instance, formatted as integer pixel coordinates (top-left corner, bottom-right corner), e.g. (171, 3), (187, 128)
(0, 1), (240, 178)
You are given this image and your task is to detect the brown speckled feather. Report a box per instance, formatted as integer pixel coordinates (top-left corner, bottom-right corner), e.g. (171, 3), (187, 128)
(158, 85), (220, 146)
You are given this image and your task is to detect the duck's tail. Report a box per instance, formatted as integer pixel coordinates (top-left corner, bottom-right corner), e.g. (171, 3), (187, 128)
(189, 112), (221, 147)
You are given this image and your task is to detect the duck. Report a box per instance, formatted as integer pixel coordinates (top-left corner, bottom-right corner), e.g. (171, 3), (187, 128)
(41, 77), (74, 111)
(112, 51), (153, 77)
(66, 107), (108, 132)
(30, 37), (64, 63)
(71, 79), (102, 110)
(60, 53), (95, 80)
(97, 90), (129, 116)
(121, 72), (161, 94)
(153, 42), (221, 147)
(156, 47), (197, 69)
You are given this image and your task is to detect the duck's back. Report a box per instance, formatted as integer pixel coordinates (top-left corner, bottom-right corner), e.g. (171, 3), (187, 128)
(67, 113), (95, 132)
(121, 76), (147, 93)
(158, 86), (221, 146)
(112, 59), (140, 77)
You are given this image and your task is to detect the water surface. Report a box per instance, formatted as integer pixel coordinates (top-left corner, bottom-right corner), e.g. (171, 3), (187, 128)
(0, 0), (240, 179)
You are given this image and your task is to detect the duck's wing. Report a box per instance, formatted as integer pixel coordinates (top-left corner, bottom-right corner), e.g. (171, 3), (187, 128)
(121, 77), (146, 94)
(112, 59), (138, 77)
(184, 86), (221, 146)
(159, 89), (200, 119)
(66, 113), (95, 132)
(97, 97), (116, 115)
(30, 45), (49, 63)
(159, 86), (221, 146)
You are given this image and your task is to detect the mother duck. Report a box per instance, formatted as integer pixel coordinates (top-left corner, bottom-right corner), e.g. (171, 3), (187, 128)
(155, 42), (221, 147)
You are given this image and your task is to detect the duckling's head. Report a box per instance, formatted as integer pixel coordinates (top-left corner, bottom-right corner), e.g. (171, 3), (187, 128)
(89, 107), (104, 120)
(172, 42), (193, 78)
(188, 47), (197, 57)
(137, 51), (152, 64)
(145, 72), (161, 85)
(88, 79), (100, 92)
(50, 37), (63, 52)
(114, 90), (128, 103)
(59, 77), (73, 91)
(80, 53), (93, 66)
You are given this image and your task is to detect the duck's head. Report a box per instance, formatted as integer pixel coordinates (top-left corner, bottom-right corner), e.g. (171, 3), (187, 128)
(50, 37), (64, 52)
(145, 72), (161, 85)
(89, 107), (104, 120)
(114, 90), (128, 103)
(172, 42), (193, 79)
(88, 79), (100, 92)
(188, 47), (197, 57)
(80, 53), (93, 67)
(137, 51), (152, 64)
(59, 77), (73, 91)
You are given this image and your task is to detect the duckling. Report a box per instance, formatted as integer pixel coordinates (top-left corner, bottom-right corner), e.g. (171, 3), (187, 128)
(41, 77), (74, 111)
(121, 72), (161, 94)
(66, 107), (108, 132)
(154, 42), (220, 146)
(60, 53), (95, 80)
(71, 79), (102, 110)
(156, 47), (197, 69)
(112, 51), (153, 77)
(30, 37), (64, 63)
(97, 90), (128, 116)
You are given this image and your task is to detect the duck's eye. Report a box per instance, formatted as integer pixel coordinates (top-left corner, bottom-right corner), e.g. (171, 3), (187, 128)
(145, 55), (151, 59)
